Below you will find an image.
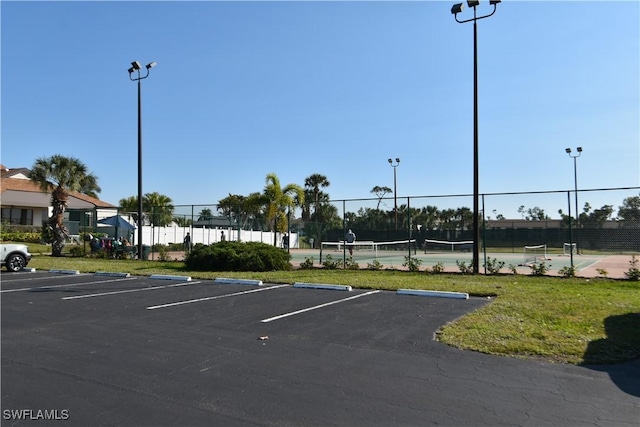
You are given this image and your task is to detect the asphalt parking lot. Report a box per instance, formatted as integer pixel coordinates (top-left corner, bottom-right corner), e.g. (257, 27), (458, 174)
(2, 271), (639, 427)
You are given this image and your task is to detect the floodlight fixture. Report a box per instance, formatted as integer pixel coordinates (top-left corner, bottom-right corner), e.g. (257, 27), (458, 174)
(131, 61), (142, 70)
(489, 0), (501, 5)
(577, 146), (583, 153)
(467, 0), (480, 8)
(565, 148), (572, 154)
(146, 61), (157, 69)
(451, 3), (464, 14)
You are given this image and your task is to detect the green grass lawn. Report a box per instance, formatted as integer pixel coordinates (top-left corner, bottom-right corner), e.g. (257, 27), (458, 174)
(23, 253), (640, 365)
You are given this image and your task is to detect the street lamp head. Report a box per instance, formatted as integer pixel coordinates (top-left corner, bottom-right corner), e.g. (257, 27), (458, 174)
(467, 0), (480, 7)
(127, 67), (135, 74)
(146, 61), (157, 69)
(388, 158), (392, 164)
(131, 61), (142, 70)
(489, 0), (501, 5)
(451, 3), (464, 14)
(577, 146), (583, 153)
(565, 148), (572, 154)
(395, 158), (400, 163)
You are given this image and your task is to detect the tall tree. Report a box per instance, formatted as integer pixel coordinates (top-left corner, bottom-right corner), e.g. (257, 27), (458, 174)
(304, 174), (330, 217)
(263, 173), (304, 245)
(198, 208), (214, 221)
(29, 155), (101, 256)
(119, 192), (174, 227)
(618, 194), (640, 225)
(371, 186), (392, 209)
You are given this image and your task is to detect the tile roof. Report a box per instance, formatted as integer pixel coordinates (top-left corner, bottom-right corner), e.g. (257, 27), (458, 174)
(1, 167), (117, 208)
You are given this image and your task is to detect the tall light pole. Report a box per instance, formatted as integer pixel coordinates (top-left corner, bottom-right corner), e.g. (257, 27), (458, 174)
(388, 158), (400, 230)
(451, 0), (500, 274)
(128, 60), (157, 260)
(566, 146), (583, 254)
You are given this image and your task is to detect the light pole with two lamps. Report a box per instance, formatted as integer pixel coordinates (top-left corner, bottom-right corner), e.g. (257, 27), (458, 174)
(128, 60), (157, 260)
(566, 146), (583, 256)
(388, 158), (400, 230)
(451, 0), (500, 273)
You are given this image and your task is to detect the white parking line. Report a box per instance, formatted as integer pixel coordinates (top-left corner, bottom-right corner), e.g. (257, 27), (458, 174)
(1, 277), (137, 293)
(146, 284), (289, 310)
(261, 290), (381, 323)
(63, 281), (199, 300)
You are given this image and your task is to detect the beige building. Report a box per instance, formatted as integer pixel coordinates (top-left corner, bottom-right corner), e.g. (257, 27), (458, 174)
(1, 165), (118, 234)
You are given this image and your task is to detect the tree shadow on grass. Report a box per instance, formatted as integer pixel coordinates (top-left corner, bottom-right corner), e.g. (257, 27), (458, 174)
(581, 312), (640, 397)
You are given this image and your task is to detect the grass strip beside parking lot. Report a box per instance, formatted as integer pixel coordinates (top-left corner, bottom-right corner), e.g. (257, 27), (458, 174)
(26, 256), (640, 365)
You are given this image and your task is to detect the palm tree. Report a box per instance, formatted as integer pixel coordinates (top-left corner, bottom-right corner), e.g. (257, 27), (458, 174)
(198, 208), (214, 221)
(304, 174), (330, 217)
(119, 192), (174, 227)
(29, 155), (101, 256)
(263, 173), (304, 246)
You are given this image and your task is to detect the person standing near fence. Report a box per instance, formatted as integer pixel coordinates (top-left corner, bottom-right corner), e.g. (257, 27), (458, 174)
(183, 232), (191, 251)
(345, 229), (356, 256)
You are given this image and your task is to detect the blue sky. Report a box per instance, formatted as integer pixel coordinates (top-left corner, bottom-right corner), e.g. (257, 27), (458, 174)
(2, 0), (639, 219)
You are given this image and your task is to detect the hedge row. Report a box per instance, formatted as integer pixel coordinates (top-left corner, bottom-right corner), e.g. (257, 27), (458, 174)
(184, 241), (291, 272)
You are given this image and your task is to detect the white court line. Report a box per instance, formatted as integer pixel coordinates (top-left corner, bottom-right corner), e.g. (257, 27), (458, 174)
(261, 290), (381, 323)
(1, 277), (137, 293)
(146, 284), (289, 310)
(63, 281), (199, 300)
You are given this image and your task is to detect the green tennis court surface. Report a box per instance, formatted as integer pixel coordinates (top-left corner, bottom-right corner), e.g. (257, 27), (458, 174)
(289, 248), (606, 274)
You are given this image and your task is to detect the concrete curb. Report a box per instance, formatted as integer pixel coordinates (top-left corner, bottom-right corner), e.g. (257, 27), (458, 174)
(95, 272), (131, 278)
(49, 269), (80, 275)
(149, 274), (192, 281)
(397, 289), (469, 299)
(214, 278), (263, 286)
(293, 282), (353, 291)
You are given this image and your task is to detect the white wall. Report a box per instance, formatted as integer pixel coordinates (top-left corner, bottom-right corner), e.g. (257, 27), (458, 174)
(132, 225), (298, 248)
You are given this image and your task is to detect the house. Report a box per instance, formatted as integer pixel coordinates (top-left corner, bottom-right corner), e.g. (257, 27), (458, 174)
(0, 164), (118, 234)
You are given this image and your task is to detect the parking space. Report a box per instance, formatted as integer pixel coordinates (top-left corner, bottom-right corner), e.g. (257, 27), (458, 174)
(2, 271), (639, 426)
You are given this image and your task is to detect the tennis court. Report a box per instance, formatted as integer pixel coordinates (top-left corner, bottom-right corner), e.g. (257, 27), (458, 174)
(290, 240), (621, 277)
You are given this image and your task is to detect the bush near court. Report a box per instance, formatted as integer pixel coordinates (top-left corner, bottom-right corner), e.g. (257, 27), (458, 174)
(184, 241), (292, 272)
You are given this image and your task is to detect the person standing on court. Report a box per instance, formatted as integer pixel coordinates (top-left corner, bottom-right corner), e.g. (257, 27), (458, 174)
(183, 232), (191, 251)
(220, 230), (226, 241)
(345, 229), (356, 256)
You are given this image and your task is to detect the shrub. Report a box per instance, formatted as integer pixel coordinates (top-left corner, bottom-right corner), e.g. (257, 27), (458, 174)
(69, 246), (86, 257)
(596, 268), (609, 278)
(403, 256), (422, 272)
(344, 258), (360, 270)
(321, 254), (340, 270)
(624, 255), (640, 281)
(367, 260), (383, 271)
(299, 257), (314, 269)
(508, 264), (519, 275)
(529, 261), (550, 276)
(558, 266), (576, 278)
(456, 260), (474, 274)
(427, 262), (445, 274)
(484, 257), (505, 275)
(184, 241), (291, 272)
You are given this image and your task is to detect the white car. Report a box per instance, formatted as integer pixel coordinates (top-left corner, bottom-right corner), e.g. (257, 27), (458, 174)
(1, 244), (32, 272)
